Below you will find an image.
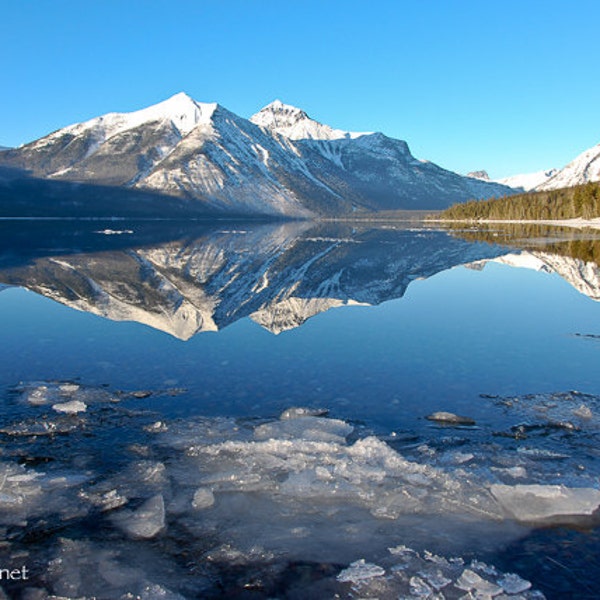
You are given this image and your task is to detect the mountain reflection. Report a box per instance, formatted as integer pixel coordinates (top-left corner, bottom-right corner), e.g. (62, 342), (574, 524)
(443, 222), (600, 265)
(0, 221), (598, 339)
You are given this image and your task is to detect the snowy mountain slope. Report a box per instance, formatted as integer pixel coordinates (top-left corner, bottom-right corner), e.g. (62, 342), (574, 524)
(250, 100), (369, 141)
(3, 93), (213, 181)
(497, 169), (558, 191)
(536, 142), (600, 191)
(253, 102), (513, 210)
(467, 168), (559, 191)
(0, 93), (515, 216)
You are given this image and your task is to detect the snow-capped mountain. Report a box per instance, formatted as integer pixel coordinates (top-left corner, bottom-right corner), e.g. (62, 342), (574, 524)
(0, 93), (513, 217)
(250, 100), (369, 141)
(497, 169), (558, 191)
(536, 142), (600, 191)
(467, 168), (559, 191)
(470, 141), (600, 194)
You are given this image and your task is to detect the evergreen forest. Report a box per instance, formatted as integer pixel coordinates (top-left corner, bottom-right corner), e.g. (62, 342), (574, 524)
(437, 181), (600, 221)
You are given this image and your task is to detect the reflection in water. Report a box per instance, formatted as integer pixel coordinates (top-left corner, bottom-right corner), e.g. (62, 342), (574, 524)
(0, 221), (514, 339)
(1, 221), (600, 339)
(1, 221), (600, 597)
(444, 222), (600, 265)
(442, 223), (600, 302)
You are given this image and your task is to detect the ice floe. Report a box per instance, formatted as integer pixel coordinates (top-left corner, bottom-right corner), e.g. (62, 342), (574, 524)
(1, 383), (595, 597)
(490, 484), (600, 524)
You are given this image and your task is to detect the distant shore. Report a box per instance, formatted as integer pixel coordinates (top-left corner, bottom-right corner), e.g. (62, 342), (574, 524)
(427, 217), (600, 230)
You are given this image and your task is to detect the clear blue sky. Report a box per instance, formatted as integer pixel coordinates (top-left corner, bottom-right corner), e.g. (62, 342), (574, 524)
(2, 0), (599, 179)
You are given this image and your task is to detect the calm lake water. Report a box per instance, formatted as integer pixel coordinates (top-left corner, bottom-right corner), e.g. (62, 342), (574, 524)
(0, 220), (599, 599)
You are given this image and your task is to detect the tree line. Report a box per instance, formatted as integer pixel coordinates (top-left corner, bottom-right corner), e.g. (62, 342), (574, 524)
(437, 181), (600, 221)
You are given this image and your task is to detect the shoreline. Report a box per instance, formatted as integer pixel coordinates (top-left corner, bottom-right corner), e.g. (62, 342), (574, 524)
(427, 217), (600, 230)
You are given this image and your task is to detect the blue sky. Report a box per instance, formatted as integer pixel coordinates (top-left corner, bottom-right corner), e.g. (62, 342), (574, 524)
(2, 0), (599, 178)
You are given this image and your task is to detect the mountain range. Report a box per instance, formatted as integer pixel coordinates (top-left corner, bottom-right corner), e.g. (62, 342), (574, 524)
(0, 93), (514, 218)
(468, 142), (600, 192)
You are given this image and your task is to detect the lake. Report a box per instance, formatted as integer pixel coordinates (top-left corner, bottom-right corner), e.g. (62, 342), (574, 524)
(0, 219), (599, 599)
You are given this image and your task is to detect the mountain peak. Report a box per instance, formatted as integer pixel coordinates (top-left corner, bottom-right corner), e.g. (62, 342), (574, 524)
(50, 93), (218, 145)
(259, 99), (309, 117)
(467, 170), (490, 181)
(130, 92), (218, 135)
(250, 100), (368, 141)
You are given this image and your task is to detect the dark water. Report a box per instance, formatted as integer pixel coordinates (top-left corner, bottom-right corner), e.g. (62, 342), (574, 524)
(1, 220), (600, 598)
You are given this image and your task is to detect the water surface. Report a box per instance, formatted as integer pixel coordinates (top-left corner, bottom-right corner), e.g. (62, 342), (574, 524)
(1, 220), (599, 598)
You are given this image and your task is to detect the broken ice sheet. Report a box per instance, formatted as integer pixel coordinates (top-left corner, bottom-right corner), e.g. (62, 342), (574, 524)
(254, 414), (353, 443)
(490, 484), (600, 524)
(336, 558), (385, 582)
(0, 390), (577, 598)
(492, 391), (600, 433)
(383, 548), (543, 599)
(14, 380), (119, 407)
(44, 538), (195, 599)
(112, 494), (165, 539)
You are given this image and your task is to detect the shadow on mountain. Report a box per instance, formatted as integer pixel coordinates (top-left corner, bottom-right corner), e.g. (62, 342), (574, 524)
(0, 167), (283, 220)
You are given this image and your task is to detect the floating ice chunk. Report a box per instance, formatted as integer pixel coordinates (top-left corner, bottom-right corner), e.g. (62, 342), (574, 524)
(17, 380), (119, 408)
(409, 574), (433, 596)
(80, 488), (128, 512)
(192, 488), (215, 509)
(121, 461), (168, 491)
(389, 544), (419, 557)
(426, 412), (476, 426)
(498, 572), (532, 594)
(254, 415), (353, 443)
(517, 448), (569, 460)
(470, 560), (498, 577)
(490, 484), (600, 523)
(26, 385), (49, 405)
(52, 400), (87, 414)
(337, 558), (385, 582)
(279, 407), (329, 420)
(0, 464), (42, 510)
(112, 494), (165, 539)
(139, 583), (187, 599)
(456, 568), (503, 596)
(492, 466), (527, 480)
(573, 404), (593, 419)
(419, 569), (452, 591)
(144, 421), (169, 433)
(449, 452), (474, 465)
(59, 383), (80, 393)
